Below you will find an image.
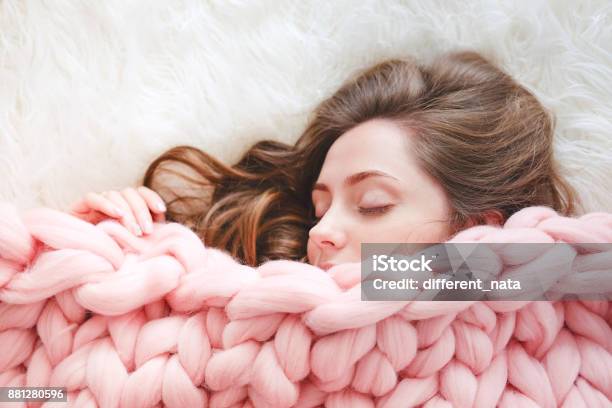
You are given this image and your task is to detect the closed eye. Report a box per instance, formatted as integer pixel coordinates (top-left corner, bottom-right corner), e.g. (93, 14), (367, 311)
(358, 204), (394, 215)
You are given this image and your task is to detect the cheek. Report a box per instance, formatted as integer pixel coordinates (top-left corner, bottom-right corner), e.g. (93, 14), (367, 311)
(374, 208), (450, 243)
(402, 220), (451, 243)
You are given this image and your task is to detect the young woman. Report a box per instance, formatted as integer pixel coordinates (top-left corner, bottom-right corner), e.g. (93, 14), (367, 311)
(70, 50), (579, 268)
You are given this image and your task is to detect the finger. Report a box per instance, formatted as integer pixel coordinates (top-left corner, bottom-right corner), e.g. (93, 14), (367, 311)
(83, 192), (124, 218)
(70, 197), (90, 214)
(137, 186), (167, 214)
(86, 210), (108, 224)
(152, 211), (166, 223)
(72, 208), (106, 224)
(106, 191), (143, 236)
(122, 187), (153, 235)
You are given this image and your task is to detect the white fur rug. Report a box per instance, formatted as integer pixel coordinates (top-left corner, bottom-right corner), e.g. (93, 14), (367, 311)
(1, 0), (611, 214)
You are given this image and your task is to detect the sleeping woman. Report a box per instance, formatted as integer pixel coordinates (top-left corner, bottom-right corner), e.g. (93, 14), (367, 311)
(69, 50), (579, 269)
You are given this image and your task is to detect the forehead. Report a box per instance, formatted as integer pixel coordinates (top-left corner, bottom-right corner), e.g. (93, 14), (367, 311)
(318, 119), (418, 182)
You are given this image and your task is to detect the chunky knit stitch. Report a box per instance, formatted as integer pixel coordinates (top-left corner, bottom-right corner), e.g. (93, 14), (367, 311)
(0, 203), (611, 407)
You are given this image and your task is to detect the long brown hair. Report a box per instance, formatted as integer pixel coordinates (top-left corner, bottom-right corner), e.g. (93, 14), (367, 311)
(143, 50), (579, 266)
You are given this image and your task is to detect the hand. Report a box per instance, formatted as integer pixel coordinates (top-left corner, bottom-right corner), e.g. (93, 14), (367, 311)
(69, 186), (167, 236)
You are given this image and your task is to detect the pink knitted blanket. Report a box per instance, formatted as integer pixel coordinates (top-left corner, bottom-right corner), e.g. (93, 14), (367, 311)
(0, 203), (611, 408)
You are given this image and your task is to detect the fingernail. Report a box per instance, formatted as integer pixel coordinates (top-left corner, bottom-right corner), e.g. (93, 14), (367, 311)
(144, 220), (152, 234)
(114, 207), (124, 216)
(133, 224), (142, 236)
(157, 202), (166, 212)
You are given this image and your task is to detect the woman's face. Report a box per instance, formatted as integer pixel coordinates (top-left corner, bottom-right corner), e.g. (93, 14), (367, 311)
(307, 118), (453, 270)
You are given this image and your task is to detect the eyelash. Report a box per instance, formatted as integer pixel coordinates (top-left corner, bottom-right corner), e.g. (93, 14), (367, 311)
(358, 204), (394, 216)
(312, 204), (394, 222)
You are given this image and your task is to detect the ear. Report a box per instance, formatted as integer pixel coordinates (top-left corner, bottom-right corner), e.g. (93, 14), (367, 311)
(482, 210), (504, 226)
(463, 210), (504, 229)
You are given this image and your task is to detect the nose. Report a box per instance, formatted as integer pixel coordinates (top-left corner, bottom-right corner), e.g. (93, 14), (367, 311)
(308, 212), (348, 250)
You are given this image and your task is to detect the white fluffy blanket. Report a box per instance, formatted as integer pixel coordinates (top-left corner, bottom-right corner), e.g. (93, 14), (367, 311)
(0, 0), (611, 212)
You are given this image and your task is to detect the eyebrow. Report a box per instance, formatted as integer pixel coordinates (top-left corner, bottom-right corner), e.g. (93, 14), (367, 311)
(312, 170), (400, 192)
